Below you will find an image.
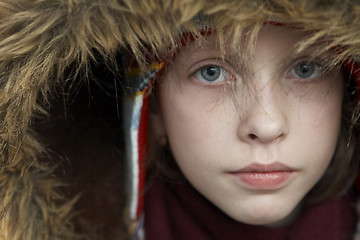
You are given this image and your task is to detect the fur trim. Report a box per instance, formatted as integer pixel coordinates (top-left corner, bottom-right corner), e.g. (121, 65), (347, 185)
(0, 0), (359, 239)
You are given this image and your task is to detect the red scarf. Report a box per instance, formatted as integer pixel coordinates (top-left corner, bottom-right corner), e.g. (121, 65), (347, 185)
(145, 178), (356, 240)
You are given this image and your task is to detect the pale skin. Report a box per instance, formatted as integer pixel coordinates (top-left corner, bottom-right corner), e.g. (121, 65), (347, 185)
(152, 25), (344, 226)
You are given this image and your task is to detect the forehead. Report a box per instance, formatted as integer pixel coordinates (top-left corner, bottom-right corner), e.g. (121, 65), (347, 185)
(173, 25), (313, 67)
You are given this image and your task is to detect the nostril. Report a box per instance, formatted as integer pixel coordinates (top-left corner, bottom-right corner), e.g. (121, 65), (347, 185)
(248, 133), (257, 140)
(247, 132), (284, 142)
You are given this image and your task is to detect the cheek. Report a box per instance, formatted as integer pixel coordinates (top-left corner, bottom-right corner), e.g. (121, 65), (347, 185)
(290, 79), (343, 173)
(160, 95), (213, 160)
(158, 81), (231, 172)
(299, 79), (343, 140)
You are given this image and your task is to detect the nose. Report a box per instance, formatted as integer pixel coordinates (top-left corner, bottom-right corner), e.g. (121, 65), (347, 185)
(238, 84), (287, 144)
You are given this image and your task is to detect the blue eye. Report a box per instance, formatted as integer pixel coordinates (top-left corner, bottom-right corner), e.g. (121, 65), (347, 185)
(194, 66), (230, 83)
(290, 61), (322, 79)
(201, 66), (221, 81)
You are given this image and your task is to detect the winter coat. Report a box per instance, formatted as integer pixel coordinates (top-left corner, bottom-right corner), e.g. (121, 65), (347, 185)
(0, 0), (359, 240)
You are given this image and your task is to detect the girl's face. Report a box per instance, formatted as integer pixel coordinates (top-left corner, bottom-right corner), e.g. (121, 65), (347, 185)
(154, 25), (344, 225)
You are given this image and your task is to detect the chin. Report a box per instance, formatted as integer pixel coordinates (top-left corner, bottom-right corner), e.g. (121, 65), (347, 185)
(226, 204), (302, 227)
(236, 215), (287, 226)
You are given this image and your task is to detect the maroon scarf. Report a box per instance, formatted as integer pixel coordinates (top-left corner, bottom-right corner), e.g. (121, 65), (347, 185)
(145, 178), (356, 240)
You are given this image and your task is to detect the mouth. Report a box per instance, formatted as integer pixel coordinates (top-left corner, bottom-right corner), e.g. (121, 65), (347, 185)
(228, 162), (298, 190)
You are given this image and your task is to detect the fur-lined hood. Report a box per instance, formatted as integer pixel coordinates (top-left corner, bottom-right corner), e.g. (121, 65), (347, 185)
(0, 0), (360, 239)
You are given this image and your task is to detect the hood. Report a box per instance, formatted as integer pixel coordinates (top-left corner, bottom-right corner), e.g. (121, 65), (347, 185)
(0, 0), (359, 239)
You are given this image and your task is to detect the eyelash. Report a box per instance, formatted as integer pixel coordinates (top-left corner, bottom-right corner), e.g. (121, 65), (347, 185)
(188, 58), (326, 87)
(193, 66), (230, 83)
(287, 59), (325, 81)
(190, 61), (235, 86)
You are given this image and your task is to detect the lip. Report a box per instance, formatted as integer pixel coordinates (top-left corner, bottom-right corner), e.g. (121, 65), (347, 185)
(228, 162), (297, 190)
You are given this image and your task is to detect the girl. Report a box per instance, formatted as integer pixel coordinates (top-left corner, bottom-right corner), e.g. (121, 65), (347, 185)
(0, 0), (360, 240)
(123, 1), (360, 240)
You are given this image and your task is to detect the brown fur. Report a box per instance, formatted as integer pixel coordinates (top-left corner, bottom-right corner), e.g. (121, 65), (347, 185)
(0, 0), (359, 239)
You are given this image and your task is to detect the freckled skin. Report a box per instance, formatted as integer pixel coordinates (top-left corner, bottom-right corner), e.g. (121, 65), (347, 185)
(153, 26), (343, 226)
